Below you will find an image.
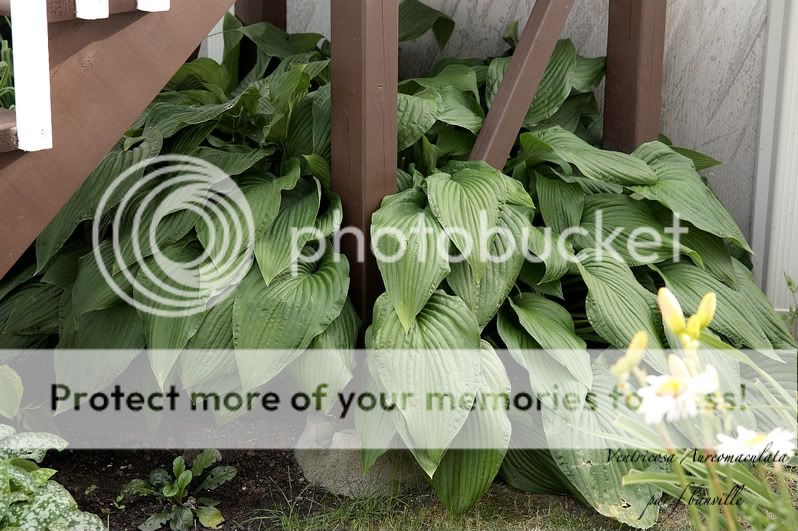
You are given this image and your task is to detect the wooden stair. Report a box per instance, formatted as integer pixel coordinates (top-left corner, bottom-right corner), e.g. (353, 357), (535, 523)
(0, 0), (235, 277)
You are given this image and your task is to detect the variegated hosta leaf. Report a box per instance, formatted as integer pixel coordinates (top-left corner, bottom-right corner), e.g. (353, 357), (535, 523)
(255, 177), (321, 285)
(372, 188), (450, 331)
(518, 126), (658, 186)
(427, 168), (507, 282)
(631, 142), (751, 252)
(447, 204), (530, 329)
(576, 250), (666, 372)
(653, 262), (774, 352)
(367, 290), (481, 476)
(287, 299), (361, 414)
(574, 193), (702, 267)
(234, 249), (349, 391)
(430, 342), (511, 514)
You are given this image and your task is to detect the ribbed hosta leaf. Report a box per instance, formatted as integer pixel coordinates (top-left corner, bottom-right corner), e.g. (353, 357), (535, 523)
(398, 90), (442, 150)
(679, 224), (736, 287)
(574, 194), (702, 267)
(447, 205), (531, 329)
(576, 250), (666, 371)
(36, 136), (163, 271)
(1, 283), (61, 336)
(367, 290), (481, 476)
(519, 127), (658, 186)
(544, 370), (662, 529)
(524, 40), (577, 127)
(287, 299), (360, 413)
(401, 64), (480, 104)
(436, 85), (484, 134)
(191, 146), (272, 176)
(234, 249), (349, 391)
(570, 54), (606, 93)
(255, 177), (321, 285)
(653, 262), (773, 351)
(430, 342), (511, 514)
(398, 0), (454, 48)
(527, 226), (573, 284)
(181, 296), (237, 389)
(631, 142), (750, 252)
(427, 168), (507, 282)
(372, 188), (450, 331)
(536, 173), (584, 235)
(73, 305), (145, 349)
(731, 260), (797, 349)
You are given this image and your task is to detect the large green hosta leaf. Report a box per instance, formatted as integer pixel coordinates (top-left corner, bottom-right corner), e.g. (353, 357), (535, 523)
(234, 249), (349, 391)
(181, 297), (237, 389)
(524, 40), (577, 127)
(631, 142), (751, 252)
(653, 262), (773, 351)
(287, 299), (361, 414)
(574, 194), (701, 267)
(398, 90), (442, 150)
(430, 342), (511, 514)
(367, 290), (481, 476)
(1, 283), (61, 336)
(447, 204), (530, 329)
(731, 260), (797, 349)
(427, 168), (507, 282)
(398, 0), (454, 48)
(517, 127), (658, 186)
(576, 250), (666, 371)
(36, 136), (163, 271)
(543, 370), (663, 529)
(255, 177), (321, 285)
(535, 173), (584, 235)
(372, 188), (450, 331)
(497, 294), (592, 394)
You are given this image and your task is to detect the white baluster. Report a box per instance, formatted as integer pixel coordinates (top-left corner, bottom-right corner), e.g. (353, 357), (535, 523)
(9, 0), (52, 151)
(76, 0), (110, 19)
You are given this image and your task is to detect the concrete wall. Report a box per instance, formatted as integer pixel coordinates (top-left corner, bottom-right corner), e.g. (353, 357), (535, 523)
(289, 0), (767, 237)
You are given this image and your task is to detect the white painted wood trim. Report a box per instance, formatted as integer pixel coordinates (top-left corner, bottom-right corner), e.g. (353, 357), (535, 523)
(9, 0), (53, 152)
(753, 0), (798, 312)
(76, 0), (110, 19)
(137, 0), (170, 12)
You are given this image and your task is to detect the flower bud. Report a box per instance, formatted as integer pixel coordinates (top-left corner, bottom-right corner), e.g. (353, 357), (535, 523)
(696, 292), (717, 329)
(658, 288), (685, 334)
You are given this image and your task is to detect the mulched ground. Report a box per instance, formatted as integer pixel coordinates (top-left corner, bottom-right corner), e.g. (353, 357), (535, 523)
(44, 449), (311, 530)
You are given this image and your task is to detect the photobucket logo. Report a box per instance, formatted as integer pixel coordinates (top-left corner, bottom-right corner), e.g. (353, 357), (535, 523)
(289, 209), (688, 269)
(92, 155), (255, 318)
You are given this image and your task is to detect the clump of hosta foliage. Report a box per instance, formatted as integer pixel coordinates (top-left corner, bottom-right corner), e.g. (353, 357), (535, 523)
(0, 0), (793, 528)
(116, 450), (236, 531)
(362, 7), (797, 527)
(0, 425), (104, 531)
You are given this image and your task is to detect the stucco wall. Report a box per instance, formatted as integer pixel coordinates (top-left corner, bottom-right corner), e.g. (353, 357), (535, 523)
(289, 0), (767, 237)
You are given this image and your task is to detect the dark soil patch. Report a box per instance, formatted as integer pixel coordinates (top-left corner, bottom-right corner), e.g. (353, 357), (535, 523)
(43, 449), (313, 530)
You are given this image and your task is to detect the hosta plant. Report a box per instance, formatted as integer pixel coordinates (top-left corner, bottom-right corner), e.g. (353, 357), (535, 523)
(0, 0), (792, 528)
(116, 449), (236, 531)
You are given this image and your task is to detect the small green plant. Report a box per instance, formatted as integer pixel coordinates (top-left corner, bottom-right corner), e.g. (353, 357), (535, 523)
(0, 424), (104, 530)
(786, 273), (798, 339)
(117, 449), (237, 531)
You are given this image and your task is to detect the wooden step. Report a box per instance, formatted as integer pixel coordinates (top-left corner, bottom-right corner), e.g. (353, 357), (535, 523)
(0, 1), (148, 22)
(0, 0), (235, 279)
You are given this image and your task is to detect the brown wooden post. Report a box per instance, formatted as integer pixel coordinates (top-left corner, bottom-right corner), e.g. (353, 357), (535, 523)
(469, 0), (574, 169)
(0, 0), (236, 279)
(331, 0), (399, 321)
(235, 0), (287, 28)
(603, 0), (667, 153)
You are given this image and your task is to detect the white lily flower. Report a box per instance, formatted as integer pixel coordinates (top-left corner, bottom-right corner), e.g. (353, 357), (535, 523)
(716, 427), (796, 458)
(637, 354), (719, 425)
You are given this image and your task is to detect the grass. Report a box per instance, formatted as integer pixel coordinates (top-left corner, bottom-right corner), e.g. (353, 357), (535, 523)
(232, 483), (689, 531)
